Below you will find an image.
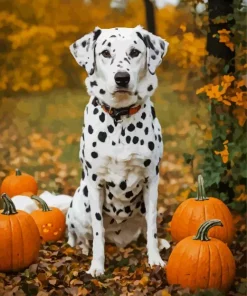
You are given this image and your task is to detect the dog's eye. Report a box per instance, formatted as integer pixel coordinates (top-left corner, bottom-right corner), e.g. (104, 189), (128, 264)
(101, 50), (111, 58)
(129, 49), (140, 58)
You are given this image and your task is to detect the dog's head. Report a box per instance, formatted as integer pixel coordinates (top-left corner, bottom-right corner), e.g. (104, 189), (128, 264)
(70, 26), (169, 108)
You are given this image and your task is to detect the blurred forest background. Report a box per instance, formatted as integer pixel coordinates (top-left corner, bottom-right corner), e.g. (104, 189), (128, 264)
(0, 0), (246, 295)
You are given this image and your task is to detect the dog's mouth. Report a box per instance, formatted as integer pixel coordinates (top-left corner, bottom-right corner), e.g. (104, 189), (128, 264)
(113, 89), (132, 95)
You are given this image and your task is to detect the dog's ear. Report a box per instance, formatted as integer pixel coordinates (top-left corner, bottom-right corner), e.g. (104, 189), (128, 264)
(135, 26), (169, 75)
(69, 27), (102, 75)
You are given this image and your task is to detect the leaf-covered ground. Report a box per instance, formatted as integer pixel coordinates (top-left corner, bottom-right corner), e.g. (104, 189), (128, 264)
(0, 78), (246, 295)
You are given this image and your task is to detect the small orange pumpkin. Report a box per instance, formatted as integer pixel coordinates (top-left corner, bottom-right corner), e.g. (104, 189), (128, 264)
(167, 219), (236, 292)
(0, 193), (40, 272)
(31, 196), (65, 242)
(0, 169), (38, 198)
(171, 175), (234, 245)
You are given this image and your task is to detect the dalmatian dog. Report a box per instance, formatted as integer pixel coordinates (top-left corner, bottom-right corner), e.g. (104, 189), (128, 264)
(66, 25), (170, 277)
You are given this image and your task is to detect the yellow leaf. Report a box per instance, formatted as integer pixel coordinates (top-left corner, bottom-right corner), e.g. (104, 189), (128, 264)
(139, 275), (149, 286)
(161, 290), (171, 296)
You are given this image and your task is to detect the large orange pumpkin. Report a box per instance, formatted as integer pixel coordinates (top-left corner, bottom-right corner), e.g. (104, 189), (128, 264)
(171, 175), (234, 245)
(167, 219), (236, 292)
(0, 169), (38, 197)
(31, 196), (65, 243)
(0, 193), (41, 272)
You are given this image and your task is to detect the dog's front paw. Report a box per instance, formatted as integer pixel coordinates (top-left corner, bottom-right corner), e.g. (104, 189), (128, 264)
(148, 252), (166, 267)
(87, 261), (105, 277)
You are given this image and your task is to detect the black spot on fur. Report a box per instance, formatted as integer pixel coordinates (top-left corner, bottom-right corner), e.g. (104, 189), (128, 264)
(111, 204), (117, 213)
(125, 206), (131, 213)
(158, 135), (162, 142)
(91, 152), (98, 158)
(86, 161), (92, 169)
(126, 136), (131, 144)
(116, 209), (123, 215)
(100, 89), (106, 95)
(108, 192), (113, 200)
(102, 40), (107, 45)
(133, 136), (139, 144)
(73, 43), (77, 49)
(124, 57), (130, 64)
(127, 124), (135, 132)
(110, 218), (115, 224)
(119, 181), (127, 190)
(88, 125), (93, 134)
(92, 142), (97, 147)
(110, 35), (116, 38)
(160, 40), (165, 50)
(86, 205), (91, 213)
(112, 141), (116, 146)
(103, 205), (110, 212)
(108, 125), (114, 133)
(154, 233), (157, 238)
(134, 40), (137, 44)
(151, 106), (156, 119)
(144, 127), (149, 135)
(144, 159), (151, 167)
(141, 112), (146, 120)
(83, 185), (88, 197)
(125, 191), (133, 198)
(98, 132), (107, 142)
(92, 174), (97, 181)
(108, 42), (111, 47)
(93, 108), (99, 115)
(141, 202), (146, 214)
(96, 232), (98, 236)
(156, 165), (159, 175)
(93, 29), (102, 40)
(151, 55), (156, 60)
(81, 41), (87, 47)
(95, 213), (102, 220)
(90, 81), (98, 87)
(99, 112), (105, 122)
(71, 224), (75, 228)
(108, 181), (115, 187)
(136, 122), (143, 129)
(115, 230), (121, 235)
(140, 139), (144, 145)
(148, 85), (153, 92)
(70, 201), (73, 208)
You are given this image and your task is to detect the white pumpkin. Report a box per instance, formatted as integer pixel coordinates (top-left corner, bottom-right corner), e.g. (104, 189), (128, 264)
(39, 191), (72, 215)
(12, 195), (39, 213)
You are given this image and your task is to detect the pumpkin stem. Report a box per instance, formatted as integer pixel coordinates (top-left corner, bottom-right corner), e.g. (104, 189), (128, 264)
(15, 168), (22, 176)
(195, 175), (209, 201)
(31, 195), (51, 212)
(193, 219), (223, 241)
(1, 193), (18, 215)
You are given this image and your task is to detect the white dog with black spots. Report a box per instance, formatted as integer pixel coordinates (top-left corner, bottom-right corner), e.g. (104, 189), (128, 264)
(66, 25), (170, 277)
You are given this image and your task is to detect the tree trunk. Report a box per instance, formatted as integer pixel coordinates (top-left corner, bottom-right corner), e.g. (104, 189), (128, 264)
(143, 0), (156, 34)
(206, 0), (236, 201)
(207, 0), (235, 73)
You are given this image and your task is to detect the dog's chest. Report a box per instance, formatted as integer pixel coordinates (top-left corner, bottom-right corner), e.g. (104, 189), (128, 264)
(80, 97), (163, 221)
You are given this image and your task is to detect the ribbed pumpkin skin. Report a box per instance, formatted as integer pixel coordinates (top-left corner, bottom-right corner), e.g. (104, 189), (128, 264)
(31, 207), (65, 242)
(0, 170), (38, 197)
(166, 236), (236, 292)
(171, 197), (234, 245)
(0, 210), (40, 272)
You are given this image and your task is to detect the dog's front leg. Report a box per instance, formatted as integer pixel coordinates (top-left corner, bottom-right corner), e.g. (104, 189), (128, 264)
(86, 183), (105, 277)
(144, 176), (165, 267)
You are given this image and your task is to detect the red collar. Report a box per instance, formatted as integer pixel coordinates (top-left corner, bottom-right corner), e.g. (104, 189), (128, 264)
(92, 97), (141, 122)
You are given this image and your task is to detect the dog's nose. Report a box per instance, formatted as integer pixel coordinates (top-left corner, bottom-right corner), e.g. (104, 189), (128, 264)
(114, 72), (130, 87)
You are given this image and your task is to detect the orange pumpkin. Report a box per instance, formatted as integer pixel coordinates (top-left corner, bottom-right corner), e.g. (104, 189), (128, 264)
(0, 169), (38, 198)
(0, 193), (40, 272)
(167, 219), (236, 292)
(171, 175), (234, 245)
(31, 196), (65, 242)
